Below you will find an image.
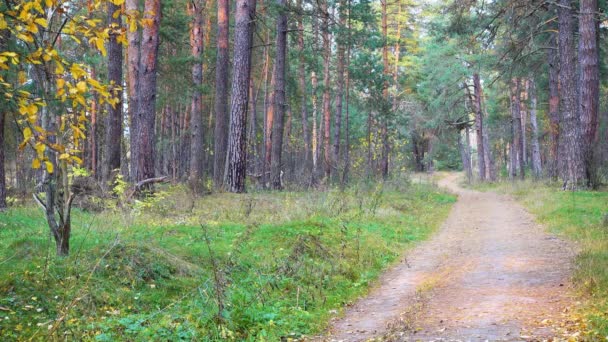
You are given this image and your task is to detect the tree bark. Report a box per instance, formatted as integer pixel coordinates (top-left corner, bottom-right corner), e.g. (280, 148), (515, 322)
(225, 0), (257, 193)
(468, 79), (485, 181)
(474, 74), (495, 181)
(213, 0), (230, 188)
(578, 0), (599, 187)
(297, 0), (310, 167)
(547, 32), (560, 180)
(269, 0), (288, 190)
(188, 0), (205, 192)
(380, 0), (389, 179)
(558, 0), (586, 189)
(341, 0), (351, 186)
(321, 0), (332, 183)
(529, 79), (542, 178)
(509, 78), (523, 179)
(103, 1), (123, 184)
(134, 0), (161, 183)
(333, 0), (346, 172)
(126, 0), (141, 182)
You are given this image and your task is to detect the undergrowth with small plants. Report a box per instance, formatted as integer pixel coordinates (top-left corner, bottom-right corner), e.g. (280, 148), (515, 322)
(471, 179), (608, 338)
(0, 177), (455, 341)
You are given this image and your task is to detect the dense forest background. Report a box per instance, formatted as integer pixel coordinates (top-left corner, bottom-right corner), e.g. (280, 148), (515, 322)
(1, 0), (608, 250)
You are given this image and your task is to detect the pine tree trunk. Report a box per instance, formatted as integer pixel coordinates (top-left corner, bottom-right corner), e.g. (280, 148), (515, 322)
(578, 0), (599, 187)
(269, 0), (287, 190)
(529, 79), (542, 178)
(547, 32), (560, 180)
(126, 0), (141, 182)
(321, 0), (332, 183)
(510, 78), (523, 179)
(189, 0), (205, 192)
(225, 0), (257, 193)
(103, 2), (124, 184)
(213, 0), (230, 188)
(333, 0), (346, 172)
(380, 0), (389, 179)
(474, 74), (495, 181)
(134, 0), (161, 183)
(297, 0), (311, 167)
(341, 0), (351, 186)
(468, 78), (485, 181)
(558, 0), (586, 189)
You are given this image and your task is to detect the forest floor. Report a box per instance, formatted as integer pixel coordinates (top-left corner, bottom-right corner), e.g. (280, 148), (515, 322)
(323, 173), (578, 341)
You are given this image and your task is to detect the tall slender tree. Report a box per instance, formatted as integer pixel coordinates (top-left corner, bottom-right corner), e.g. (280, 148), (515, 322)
(103, 0), (124, 183)
(558, 0), (586, 188)
(578, 0), (599, 186)
(0, 112), (6, 210)
(133, 0), (162, 182)
(225, 0), (257, 192)
(269, 0), (288, 190)
(213, 0), (230, 188)
(188, 0), (205, 192)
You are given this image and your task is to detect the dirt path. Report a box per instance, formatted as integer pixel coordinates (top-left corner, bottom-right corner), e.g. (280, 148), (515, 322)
(322, 173), (575, 341)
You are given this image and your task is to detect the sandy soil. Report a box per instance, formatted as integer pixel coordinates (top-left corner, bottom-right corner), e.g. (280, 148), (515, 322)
(320, 173), (575, 342)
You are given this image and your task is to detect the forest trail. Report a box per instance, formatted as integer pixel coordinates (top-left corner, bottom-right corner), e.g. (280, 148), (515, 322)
(322, 173), (575, 341)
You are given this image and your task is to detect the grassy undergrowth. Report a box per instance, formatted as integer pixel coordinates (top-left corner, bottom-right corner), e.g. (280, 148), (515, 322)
(0, 179), (455, 341)
(472, 180), (608, 337)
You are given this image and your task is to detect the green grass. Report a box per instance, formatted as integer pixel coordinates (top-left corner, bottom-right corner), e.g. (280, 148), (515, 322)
(0, 179), (455, 341)
(471, 179), (608, 337)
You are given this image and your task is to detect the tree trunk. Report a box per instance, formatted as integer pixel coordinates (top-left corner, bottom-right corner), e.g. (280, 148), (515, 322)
(297, 0), (310, 168)
(380, 0), (389, 179)
(519, 81), (528, 167)
(333, 0), (346, 173)
(188, 0), (205, 192)
(213, 0), (230, 188)
(248, 78), (258, 173)
(0, 112), (6, 210)
(547, 32), (560, 180)
(474, 74), (495, 181)
(341, 0), (351, 186)
(126, 0), (141, 182)
(468, 79), (485, 181)
(269, 0), (287, 190)
(103, 1), (123, 184)
(509, 78), (524, 179)
(134, 0), (161, 183)
(529, 79), (542, 178)
(321, 0), (332, 183)
(225, 0), (257, 193)
(558, 0), (586, 189)
(578, 0), (599, 187)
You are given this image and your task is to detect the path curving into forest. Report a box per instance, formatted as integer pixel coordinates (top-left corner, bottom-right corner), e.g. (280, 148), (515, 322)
(321, 173), (575, 341)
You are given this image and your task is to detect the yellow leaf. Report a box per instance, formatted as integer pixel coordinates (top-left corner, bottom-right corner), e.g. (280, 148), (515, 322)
(44, 161), (54, 174)
(56, 78), (65, 89)
(34, 18), (48, 28)
(76, 81), (87, 93)
(18, 71), (27, 85)
(23, 127), (32, 140)
(32, 158), (41, 169)
(111, 0), (125, 5)
(59, 153), (70, 160)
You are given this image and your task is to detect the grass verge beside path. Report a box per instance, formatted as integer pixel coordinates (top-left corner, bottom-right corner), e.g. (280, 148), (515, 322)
(472, 180), (608, 338)
(0, 179), (455, 341)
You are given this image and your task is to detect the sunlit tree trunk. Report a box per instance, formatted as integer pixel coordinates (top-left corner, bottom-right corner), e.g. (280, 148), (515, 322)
(188, 0), (205, 192)
(213, 0), (230, 188)
(380, 0), (389, 179)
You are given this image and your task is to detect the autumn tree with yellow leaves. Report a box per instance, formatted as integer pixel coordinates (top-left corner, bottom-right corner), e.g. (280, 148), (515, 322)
(0, 0), (125, 255)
